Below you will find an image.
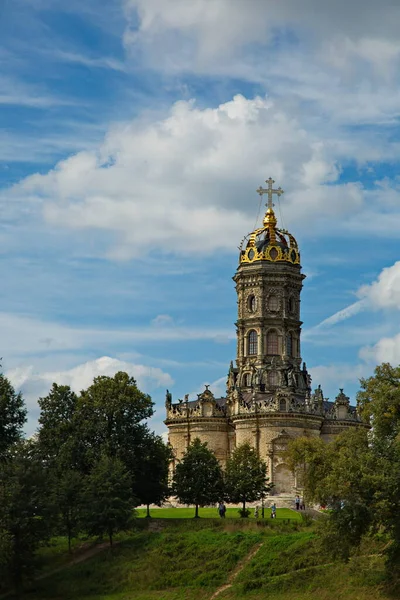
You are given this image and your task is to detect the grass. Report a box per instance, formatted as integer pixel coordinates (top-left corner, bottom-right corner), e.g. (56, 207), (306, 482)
(26, 525), (263, 599)
(17, 519), (397, 600)
(136, 507), (301, 520)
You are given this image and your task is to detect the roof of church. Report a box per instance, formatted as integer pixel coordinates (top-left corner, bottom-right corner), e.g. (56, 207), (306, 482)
(239, 178), (300, 267)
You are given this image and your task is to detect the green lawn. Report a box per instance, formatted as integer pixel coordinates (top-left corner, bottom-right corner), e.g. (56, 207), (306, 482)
(136, 507), (301, 520)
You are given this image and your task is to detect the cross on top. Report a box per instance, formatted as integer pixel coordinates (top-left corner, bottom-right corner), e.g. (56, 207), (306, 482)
(256, 177), (284, 209)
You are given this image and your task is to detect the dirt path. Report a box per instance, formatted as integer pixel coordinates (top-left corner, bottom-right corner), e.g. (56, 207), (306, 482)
(209, 542), (264, 599)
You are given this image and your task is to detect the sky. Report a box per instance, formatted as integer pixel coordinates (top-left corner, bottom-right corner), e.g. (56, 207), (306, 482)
(2, 0), (400, 436)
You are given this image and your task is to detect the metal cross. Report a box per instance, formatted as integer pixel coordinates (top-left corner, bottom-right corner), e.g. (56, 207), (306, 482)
(256, 177), (284, 209)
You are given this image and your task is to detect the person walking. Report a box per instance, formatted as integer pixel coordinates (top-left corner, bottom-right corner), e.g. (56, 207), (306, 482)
(254, 505), (259, 519)
(218, 502), (226, 518)
(300, 497), (305, 510)
(270, 502), (277, 519)
(295, 495), (300, 510)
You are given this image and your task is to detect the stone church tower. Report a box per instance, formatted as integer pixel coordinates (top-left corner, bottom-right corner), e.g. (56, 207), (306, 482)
(165, 178), (366, 495)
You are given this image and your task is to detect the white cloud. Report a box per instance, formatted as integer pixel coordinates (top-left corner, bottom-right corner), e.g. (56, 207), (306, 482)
(358, 261), (400, 311)
(312, 259), (400, 331)
(0, 311), (234, 362)
(189, 375), (227, 401)
(309, 363), (370, 393)
(359, 333), (400, 365)
(315, 300), (367, 329)
(6, 356), (174, 436)
(151, 314), (174, 326)
(7, 93), (380, 259)
(124, 0), (400, 60)
(7, 355), (172, 395)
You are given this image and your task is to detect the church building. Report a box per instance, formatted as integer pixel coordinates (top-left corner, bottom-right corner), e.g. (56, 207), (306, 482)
(165, 178), (366, 494)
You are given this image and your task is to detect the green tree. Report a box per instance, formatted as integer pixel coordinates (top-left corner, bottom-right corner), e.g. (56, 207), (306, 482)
(173, 438), (224, 518)
(135, 433), (172, 517)
(82, 455), (134, 546)
(54, 469), (84, 553)
(287, 429), (376, 560)
(77, 371), (153, 475)
(37, 383), (79, 470)
(0, 374), (27, 459)
(225, 442), (269, 516)
(0, 442), (53, 596)
(287, 363), (400, 576)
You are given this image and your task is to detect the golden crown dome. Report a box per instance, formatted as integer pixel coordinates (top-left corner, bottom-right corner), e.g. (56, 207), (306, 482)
(239, 178), (300, 266)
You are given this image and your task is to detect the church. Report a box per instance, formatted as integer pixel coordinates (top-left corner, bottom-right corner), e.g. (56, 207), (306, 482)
(165, 178), (366, 495)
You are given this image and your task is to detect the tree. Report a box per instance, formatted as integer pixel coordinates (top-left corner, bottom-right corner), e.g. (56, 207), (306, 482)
(76, 371), (153, 475)
(287, 363), (400, 576)
(54, 469), (84, 553)
(0, 441), (53, 596)
(0, 374), (27, 459)
(37, 384), (79, 470)
(173, 438), (224, 518)
(135, 433), (172, 517)
(82, 455), (134, 546)
(225, 443), (269, 516)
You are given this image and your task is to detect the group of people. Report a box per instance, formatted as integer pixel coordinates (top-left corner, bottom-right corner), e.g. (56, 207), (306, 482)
(217, 502), (277, 518)
(217, 495), (306, 518)
(295, 495), (306, 510)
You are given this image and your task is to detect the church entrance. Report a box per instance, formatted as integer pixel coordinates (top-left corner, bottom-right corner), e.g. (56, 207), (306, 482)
(272, 463), (295, 494)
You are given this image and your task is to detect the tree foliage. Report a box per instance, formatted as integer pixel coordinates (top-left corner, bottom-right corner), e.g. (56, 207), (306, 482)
(54, 469), (84, 553)
(135, 432), (172, 516)
(37, 384), (78, 469)
(0, 442), (53, 595)
(287, 363), (400, 576)
(77, 371), (153, 474)
(173, 438), (224, 517)
(0, 374), (27, 459)
(225, 442), (269, 515)
(82, 455), (134, 546)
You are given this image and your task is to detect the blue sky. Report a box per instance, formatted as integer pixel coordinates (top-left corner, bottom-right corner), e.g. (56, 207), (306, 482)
(2, 0), (400, 436)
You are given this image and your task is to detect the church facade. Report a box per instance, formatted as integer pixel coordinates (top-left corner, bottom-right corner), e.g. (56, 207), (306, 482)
(165, 178), (366, 494)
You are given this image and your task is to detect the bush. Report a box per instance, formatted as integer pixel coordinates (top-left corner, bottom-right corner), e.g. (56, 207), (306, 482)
(238, 508), (251, 518)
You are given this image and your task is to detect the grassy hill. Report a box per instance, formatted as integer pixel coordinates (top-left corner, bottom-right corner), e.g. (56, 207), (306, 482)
(15, 515), (396, 600)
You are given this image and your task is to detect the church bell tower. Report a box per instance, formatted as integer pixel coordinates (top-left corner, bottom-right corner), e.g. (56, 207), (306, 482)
(228, 178), (311, 403)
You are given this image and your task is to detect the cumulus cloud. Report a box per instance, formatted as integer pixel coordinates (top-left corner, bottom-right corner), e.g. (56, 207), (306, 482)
(359, 334), (400, 365)
(6, 356), (174, 435)
(124, 0), (400, 60)
(358, 261), (400, 311)
(7, 355), (172, 395)
(7, 93), (381, 260)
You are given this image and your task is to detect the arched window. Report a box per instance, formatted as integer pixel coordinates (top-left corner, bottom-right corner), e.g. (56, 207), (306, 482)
(248, 295), (256, 312)
(268, 371), (279, 387)
(286, 333), (293, 357)
(268, 295), (279, 312)
(243, 373), (251, 387)
(267, 330), (279, 355)
(279, 398), (287, 412)
(248, 330), (258, 355)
